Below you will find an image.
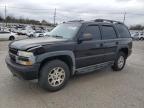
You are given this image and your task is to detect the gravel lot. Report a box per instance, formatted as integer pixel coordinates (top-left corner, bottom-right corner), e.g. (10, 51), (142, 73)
(0, 40), (144, 108)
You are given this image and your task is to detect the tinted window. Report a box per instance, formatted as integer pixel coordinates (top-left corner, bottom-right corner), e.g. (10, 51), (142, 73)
(101, 26), (117, 39)
(83, 25), (101, 40)
(116, 24), (131, 38)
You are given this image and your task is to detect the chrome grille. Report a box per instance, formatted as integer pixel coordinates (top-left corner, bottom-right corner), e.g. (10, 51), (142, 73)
(9, 48), (18, 62)
(9, 48), (18, 55)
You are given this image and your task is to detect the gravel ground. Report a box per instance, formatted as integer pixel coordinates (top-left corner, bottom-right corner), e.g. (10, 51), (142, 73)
(0, 40), (144, 108)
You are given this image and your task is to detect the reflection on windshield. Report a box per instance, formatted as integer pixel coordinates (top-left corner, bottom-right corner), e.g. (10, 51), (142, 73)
(48, 23), (81, 39)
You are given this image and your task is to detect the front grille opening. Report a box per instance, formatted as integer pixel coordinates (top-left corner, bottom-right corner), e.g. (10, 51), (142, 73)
(9, 47), (18, 62)
(9, 48), (18, 55)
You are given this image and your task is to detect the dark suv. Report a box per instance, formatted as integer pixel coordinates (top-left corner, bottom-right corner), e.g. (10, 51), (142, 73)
(6, 19), (132, 91)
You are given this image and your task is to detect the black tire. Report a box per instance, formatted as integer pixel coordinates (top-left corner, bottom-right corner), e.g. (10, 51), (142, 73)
(112, 52), (126, 71)
(9, 36), (15, 41)
(29, 34), (33, 38)
(39, 60), (70, 92)
(140, 37), (144, 40)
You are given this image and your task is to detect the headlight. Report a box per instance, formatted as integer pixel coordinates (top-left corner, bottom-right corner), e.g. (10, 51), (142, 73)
(18, 51), (34, 57)
(17, 51), (35, 66)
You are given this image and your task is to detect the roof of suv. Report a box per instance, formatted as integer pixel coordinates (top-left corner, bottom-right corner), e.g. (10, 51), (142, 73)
(65, 19), (124, 25)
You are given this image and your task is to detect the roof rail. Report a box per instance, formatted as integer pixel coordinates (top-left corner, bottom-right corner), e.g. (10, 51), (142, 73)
(94, 19), (123, 24)
(68, 20), (84, 22)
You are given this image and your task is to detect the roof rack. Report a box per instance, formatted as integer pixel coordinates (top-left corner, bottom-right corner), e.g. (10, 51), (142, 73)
(94, 19), (123, 24)
(68, 20), (84, 22)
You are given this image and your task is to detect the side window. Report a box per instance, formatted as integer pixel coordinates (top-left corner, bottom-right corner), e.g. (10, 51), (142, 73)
(83, 25), (101, 40)
(116, 24), (131, 38)
(101, 25), (117, 39)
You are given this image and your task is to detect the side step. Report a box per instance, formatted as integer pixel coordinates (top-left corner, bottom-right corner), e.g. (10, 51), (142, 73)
(76, 61), (114, 74)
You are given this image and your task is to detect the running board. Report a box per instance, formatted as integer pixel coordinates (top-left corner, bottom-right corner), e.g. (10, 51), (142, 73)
(76, 61), (114, 74)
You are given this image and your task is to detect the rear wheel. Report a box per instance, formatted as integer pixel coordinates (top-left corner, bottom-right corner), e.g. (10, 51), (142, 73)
(112, 52), (126, 71)
(9, 36), (15, 41)
(39, 60), (70, 92)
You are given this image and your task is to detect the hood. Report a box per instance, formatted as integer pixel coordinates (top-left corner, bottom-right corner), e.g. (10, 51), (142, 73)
(10, 37), (67, 50)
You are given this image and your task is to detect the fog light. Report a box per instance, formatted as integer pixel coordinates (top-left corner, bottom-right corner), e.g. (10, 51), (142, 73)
(18, 60), (33, 66)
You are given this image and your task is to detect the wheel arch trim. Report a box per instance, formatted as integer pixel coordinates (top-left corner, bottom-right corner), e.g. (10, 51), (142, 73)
(36, 50), (76, 75)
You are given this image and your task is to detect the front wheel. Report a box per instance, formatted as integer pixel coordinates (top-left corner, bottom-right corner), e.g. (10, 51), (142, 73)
(9, 36), (15, 41)
(112, 52), (126, 71)
(39, 60), (70, 92)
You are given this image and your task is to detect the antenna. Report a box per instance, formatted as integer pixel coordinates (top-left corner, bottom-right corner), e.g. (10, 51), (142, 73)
(123, 11), (126, 23)
(54, 8), (56, 25)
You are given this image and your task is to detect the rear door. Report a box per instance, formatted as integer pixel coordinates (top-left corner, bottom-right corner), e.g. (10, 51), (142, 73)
(100, 25), (118, 62)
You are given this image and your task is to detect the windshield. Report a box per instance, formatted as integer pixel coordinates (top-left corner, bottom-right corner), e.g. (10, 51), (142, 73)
(48, 23), (81, 39)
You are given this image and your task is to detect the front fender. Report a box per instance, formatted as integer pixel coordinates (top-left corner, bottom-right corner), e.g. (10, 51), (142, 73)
(36, 50), (76, 74)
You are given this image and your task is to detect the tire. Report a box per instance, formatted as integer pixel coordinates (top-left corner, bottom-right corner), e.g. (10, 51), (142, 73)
(9, 36), (15, 41)
(29, 34), (33, 38)
(39, 60), (70, 92)
(112, 52), (126, 71)
(140, 37), (144, 40)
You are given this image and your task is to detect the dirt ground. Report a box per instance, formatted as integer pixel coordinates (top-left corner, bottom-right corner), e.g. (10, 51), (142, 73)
(0, 41), (144, 108)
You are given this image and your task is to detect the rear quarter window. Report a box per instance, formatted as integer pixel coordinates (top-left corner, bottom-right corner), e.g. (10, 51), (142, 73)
(116, 24), (131, 38)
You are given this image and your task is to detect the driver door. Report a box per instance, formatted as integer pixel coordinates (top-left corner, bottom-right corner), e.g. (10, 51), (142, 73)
(75, 25), (104, 68)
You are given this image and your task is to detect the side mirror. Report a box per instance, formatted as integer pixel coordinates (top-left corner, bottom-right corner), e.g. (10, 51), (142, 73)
(79, 33), (93, 42)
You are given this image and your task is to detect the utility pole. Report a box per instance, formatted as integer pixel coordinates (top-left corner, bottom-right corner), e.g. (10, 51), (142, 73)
(4, 5), (7, 26)
(123, 11), (126, 23)
(54, 8), (56, 25)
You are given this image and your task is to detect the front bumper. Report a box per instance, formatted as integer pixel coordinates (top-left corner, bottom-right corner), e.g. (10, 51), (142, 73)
(5, 56), (40, 80)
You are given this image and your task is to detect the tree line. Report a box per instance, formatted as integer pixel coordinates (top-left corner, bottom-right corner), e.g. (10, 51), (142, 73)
(0, 15), (144, 29)
(129, 25), (144, 30)
(0, 15), (54, 26)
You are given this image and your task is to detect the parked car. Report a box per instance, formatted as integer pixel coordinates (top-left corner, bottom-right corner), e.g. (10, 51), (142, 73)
(0, 27), (10, 32)
(6, 19), (132, 91)
(138, 32), (144, 40)
(44, 32), (50, 37)
(131, 32), (139, 40)
(131, 32), (144, 40)
(0, 31), (18, 41)
(26, 31), (35, 37)
(33, 31), (45, 37)
(25, 29), (35, 37)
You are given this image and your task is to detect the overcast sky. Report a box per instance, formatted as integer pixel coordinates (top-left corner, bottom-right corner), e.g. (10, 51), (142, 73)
(0, 0), (144, 25)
